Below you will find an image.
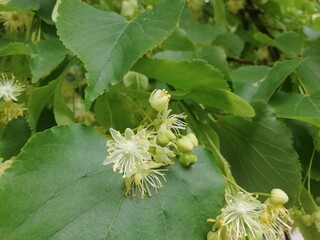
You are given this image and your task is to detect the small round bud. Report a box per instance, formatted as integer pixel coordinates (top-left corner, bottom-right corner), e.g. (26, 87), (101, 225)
(149, 89), (170, 112)
(123, 71), (148, 90)
(156, 134), (170, 147)
(186, 133), (198, 147)
(179, 154), (197, 167)
(121, 0), (139, 18)
(177, 136), (194, 153)
(270, 188), (289, 206)
(301, 214), (312, 226)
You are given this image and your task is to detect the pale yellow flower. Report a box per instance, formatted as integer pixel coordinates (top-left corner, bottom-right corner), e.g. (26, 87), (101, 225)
(210, 192), (264, 239)
(0, 73), (24, 102)
(104, 128), (152, 177)
(261, 197), (293, 240)
(125, 161), (167, 198)
(0, 101), (26, 124)
(154, 108), (187, 140)
(149, 89), (170, 112)
(0, 10), (34, 33)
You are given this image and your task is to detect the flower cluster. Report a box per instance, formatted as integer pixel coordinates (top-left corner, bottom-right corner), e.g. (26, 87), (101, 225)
(207, 188), (293, 240)
(103, 89), (198, 198)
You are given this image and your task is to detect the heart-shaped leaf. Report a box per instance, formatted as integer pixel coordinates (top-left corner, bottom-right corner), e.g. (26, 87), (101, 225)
(0, 124), (225, 239)
(213, 102), (301, 204)
(133, 58), (255, 117)
(270, 91), (320, 127)
(56, 0), (184, 108)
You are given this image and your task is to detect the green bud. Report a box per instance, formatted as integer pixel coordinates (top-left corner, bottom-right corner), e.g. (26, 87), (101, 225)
(179, 154), (197, 167)
(177, 136), (194, 153)
(146, 5), (153, 11)
(186, 133), (198, 147)
(301, 214), (312, 226)
(156, 134), (170, 147)
(270, 188), (289, 206)
(123, 71), (148, 90)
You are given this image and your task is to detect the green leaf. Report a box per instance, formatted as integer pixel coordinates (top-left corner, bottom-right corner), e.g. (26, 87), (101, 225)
(231, 59), (304, 102)
(0, 117), (31, 159)
(56, 0), (184, 108)
(214, 32), (244, 56)
(210, 0), (227, 28)
(133, 58), (229, 91)
(254, 32), (303, 57)
(213, 102), (301, 204)
(37, 0), (56, 24)
(162, 27), (195, 52)
(275, 32), (303, 57)
(254, 32), (280, 48)
(231, 65), (270, 102)
(153, 50), (196, 61)
(27, 79), (58, 132)
(0, 40), (31, 56)
(180, 22), (225, 45)
(0, 0), (39, 11)
(133, 58), (255, 117)
(187, 89), (255, 117)
(0, 124), (225, 239)
(298, 39), (320, 93)
(270, 91), (320, 127)
(30, 38), (68, 83)
(94, 85), (143, 132)
(53, 78), (75, 125)
(197, 46), (229, 80)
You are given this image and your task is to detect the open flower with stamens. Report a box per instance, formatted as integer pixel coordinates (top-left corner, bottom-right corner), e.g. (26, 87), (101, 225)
(0, 73), (24, 102)
(125, 161), (167, 198)
(154, 108), (187, 140)
(104, 128), (151, 177)
(0, 10), (34, 33)
(261, 198), (293, 240)
(211, 192), (264, 239)
(0, 101), (26, 124)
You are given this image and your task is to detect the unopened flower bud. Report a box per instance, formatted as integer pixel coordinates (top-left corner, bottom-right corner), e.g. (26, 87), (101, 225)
(179, 154), (197, 167)
(149, 89), (170, 112)
(270, 188), (289, 206)
(121, 0), (139, 18)
(177, 136), (194, 153)
(186, 133), (198, 147)
(156, 134), (170, 147)
(301, 214), (312, 226)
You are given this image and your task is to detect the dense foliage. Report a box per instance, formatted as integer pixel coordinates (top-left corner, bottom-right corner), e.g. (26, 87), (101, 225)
(0, 0), (319, 239)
